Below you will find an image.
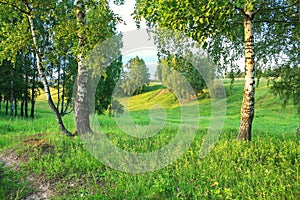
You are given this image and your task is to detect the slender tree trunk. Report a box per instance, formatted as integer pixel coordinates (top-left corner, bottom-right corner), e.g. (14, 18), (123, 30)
(10, 67), (14, 116)
(21, 96), (24, 117)
(0, 91), (2, 111)
(57, 63), (61, 112)
(10, 79), (14, 117)
(14, 98), (17, 117)
(297, 123), (300, 137)
(237, 11), (255, 141)
(61, 75), (65, 115)
(74, 1), (92, 134)
(63, 98), (72, 116)
(27, 14), (73, 136)
(31, 62), (36, 119)
(25, 72), (29, 118)
(6, 99), (8, 116)
(61, 58), (65, 115)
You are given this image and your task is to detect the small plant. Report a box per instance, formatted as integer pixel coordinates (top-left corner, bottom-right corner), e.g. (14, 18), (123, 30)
(0, 163), (32, 199)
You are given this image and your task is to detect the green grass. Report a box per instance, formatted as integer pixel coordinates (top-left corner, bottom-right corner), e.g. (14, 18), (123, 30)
(0, 79), (299, 199)
(0, 162), (33, 199)
(0, 164), (32, 199)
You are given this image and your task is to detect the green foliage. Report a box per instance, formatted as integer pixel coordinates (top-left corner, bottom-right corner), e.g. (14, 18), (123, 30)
(0, 53), (39, 117)
(134, 0), (299, 139)
(95, 57), (123, 115)
(134, 0), (299, 72)
(8, 134), (300, 199)
(158, 55), (206, 100)
(0, 0), (122, 119)
(0, 60), (13, 98)
(225, 69), (245, 89)
(118, 56), (150, 96)
(271, 66), (300, 113)
(57, 55), (78, 115)
(110, 100), (124, 116)
(0, 163), (32, 199)
(0, 80), (300, 199)
(267, 0), (300, 115)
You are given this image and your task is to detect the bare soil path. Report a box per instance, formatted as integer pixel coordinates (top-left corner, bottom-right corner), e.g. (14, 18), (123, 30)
(0, 152), (54, 200)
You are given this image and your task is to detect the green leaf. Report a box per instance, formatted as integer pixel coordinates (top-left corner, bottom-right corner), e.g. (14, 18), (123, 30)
(247, 2), (254, 11)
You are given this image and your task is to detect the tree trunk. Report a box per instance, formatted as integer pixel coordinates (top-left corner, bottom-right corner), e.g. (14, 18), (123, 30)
(57, 62), (61, 112)
(25, 72), (29, 118)
(27, 14), (73, 136)
(21, 96), (24, 117)
(31, 62), (36, 119)
(74, 1), (92, 134)
(237, 11), (255, 141)
(0, 91), (2, 111)
(63, 98), (72, 116)
(61, 75), (65, 115)
(14, 98), (17, 117)
(297, 123), (300, 137)
(6, 99), (8, 115)
(10, 79), (14, 117)
(61, 58), (65, 115)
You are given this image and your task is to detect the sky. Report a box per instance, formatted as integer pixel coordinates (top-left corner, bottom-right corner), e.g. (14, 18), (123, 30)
(109, 1), (244, 76)
(109, 0), (159, 80)
(109, 0), (139, 32)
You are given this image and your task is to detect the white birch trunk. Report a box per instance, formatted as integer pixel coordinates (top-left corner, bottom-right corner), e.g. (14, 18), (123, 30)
(74, 0), (92, 134)
(27, 14), (72, 136)
(237, 10), (255, 141)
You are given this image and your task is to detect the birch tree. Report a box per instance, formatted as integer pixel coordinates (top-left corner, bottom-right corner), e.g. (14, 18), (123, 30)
(0, 0), (122, 135)
(73, 0), (120, 134)
(134, 0), (300, 140)
(74, 0), (91, 134)
(0, 0), (73, 135)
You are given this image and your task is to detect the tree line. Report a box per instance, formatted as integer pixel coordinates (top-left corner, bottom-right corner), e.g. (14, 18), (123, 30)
(0, 0), (299, 139)
(0, 0), (126, 136)
(134, 0), (300, 139)
(0, 55), (37, 118)
(0, 51), (77, 118)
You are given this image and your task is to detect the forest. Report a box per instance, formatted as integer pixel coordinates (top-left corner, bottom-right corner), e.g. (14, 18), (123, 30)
(0, 0), (299, 199)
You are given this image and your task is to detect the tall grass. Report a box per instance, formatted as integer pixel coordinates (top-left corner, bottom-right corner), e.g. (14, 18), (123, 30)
(0, 79), (299, 199)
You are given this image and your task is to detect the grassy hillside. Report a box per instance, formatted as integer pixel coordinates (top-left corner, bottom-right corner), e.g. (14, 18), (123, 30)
(121, 79), (299, 135)
(0, 79), (299, 199)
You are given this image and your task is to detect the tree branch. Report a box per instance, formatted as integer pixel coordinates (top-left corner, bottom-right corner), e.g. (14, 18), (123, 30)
(228, 1), (246, 17)
(252, 0), (267, 16)
(21, 0), (32, 13)
(0, 0), (29, 14)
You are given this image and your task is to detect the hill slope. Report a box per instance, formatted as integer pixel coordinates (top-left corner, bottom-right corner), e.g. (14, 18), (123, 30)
(0, 79), (299, 199)
(120, 79), (299, 135)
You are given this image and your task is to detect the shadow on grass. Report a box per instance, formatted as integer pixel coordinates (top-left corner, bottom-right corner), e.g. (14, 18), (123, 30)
(142, 84), (166, 93)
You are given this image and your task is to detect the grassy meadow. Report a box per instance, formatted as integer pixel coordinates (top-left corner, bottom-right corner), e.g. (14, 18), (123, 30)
(0, 79), (299, 199)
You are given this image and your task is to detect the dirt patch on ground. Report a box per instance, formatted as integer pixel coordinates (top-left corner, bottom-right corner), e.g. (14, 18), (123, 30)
(23, 137), (55, 155)
(0, 152), (21, 170)
(0, 135), (55, 199)
(25, 174), (54, 200)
